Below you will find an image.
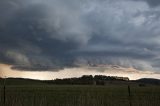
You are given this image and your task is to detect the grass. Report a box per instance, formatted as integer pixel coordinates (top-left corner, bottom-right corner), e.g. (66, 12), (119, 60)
(0, 85), (160, 106)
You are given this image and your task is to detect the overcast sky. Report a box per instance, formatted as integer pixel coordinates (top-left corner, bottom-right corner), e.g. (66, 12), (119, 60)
(1, 0), (160, 74)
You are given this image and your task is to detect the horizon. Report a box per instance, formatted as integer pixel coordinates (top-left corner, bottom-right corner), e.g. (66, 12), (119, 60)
(0, 64), (160, 80)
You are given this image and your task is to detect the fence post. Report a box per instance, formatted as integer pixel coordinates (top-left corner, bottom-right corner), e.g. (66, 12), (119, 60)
(3, 77), (7, 106)
(128, 85), (132, 106)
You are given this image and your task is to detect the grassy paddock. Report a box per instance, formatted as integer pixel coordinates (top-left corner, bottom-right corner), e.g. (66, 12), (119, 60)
(0, 85), (160, 106)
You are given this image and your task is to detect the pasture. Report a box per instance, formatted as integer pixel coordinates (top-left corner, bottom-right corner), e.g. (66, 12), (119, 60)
(0, 84), (160, 106)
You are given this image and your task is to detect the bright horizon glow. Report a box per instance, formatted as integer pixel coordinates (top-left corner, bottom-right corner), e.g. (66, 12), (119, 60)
(0, 64), (160, 80)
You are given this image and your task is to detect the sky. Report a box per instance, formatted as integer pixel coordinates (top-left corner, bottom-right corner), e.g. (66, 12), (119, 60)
(0, 0), (160, 80)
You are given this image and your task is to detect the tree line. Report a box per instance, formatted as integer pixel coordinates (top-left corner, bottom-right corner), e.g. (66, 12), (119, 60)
(48, 75), (129, 85)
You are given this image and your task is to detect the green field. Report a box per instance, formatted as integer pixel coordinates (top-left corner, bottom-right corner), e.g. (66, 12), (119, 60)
(0, 84), (160, 106)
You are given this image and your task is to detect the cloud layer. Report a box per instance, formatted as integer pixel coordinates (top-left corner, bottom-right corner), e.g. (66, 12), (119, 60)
(1, 0), (160, 72)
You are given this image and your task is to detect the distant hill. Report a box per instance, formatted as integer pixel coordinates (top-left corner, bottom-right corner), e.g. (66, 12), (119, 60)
(0, 78), (47, 85)
(0, 75), (129, 85)
(0, 76), (160, 86)
(135, 78), (160, 85)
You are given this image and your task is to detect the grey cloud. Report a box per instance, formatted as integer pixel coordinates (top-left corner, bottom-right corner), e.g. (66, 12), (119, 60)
(0, 0), (82, 70)
(145, 0), (160, 7)
(134, 0), (160, 7)
(0, 0), (160, 71)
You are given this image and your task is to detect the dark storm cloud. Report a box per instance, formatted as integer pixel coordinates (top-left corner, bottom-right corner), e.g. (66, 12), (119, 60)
(0, 0), (160, 71)
(145, 0), (160, 7)
(0, 0), (84, 70)
(135, 0), (160, 7)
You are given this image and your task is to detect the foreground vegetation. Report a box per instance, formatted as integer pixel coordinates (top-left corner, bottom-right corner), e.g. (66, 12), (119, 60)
(0, 84), (160, 106)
